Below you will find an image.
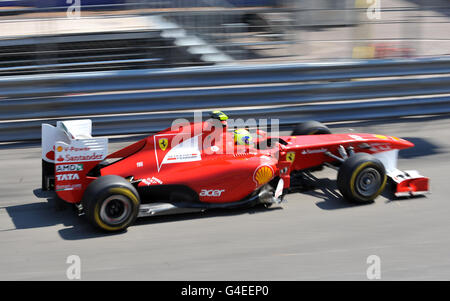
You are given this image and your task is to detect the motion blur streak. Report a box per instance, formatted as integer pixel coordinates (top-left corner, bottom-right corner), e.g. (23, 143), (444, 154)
(0, 0), (448, 75)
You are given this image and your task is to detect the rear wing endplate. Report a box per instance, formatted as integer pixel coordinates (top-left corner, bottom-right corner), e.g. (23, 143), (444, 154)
(41, 120), (108, 202)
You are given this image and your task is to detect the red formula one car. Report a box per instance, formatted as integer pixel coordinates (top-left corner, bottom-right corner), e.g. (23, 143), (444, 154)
(41, 113), (429, 231)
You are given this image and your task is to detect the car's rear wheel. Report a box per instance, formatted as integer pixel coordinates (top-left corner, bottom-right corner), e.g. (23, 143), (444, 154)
(337, 153), (387, 203)
(83, 175), (140, 232)
(292, 121), (331, 136)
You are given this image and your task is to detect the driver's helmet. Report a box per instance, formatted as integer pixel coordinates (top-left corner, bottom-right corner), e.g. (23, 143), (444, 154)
(234, 128), (253, 146)
(210, 110), (229, 127)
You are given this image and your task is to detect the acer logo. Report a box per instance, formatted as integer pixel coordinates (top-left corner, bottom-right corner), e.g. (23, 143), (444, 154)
(56, 173), (80, 181)
(200, 189), (225, 197)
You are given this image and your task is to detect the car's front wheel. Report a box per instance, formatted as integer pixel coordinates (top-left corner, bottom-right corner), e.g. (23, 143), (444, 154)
(337, 153), (387, 203)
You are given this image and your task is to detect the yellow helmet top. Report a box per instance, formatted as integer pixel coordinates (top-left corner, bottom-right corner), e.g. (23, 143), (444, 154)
(211, 110), (229, 121)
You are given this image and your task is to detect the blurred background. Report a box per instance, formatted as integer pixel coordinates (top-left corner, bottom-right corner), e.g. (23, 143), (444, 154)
(0, 0), (448, 75)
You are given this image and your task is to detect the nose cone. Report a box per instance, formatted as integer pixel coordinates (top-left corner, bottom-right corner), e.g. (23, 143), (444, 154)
(390, 136), (414, 149)
(371, 134), (414, 150)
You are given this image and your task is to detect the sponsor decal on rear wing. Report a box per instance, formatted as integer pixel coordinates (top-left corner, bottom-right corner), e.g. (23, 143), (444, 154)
(41, 120), (108, 202)
(54, 139), (108, 164)
(53, 140), (108, 200)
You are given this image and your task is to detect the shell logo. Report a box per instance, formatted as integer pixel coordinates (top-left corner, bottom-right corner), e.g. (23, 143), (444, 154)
(56, 146), (63, 152)
(253, 165), (274, 185)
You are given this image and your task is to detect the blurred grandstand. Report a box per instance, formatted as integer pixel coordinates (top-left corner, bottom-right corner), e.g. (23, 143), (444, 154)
(0, 0), (448, 75)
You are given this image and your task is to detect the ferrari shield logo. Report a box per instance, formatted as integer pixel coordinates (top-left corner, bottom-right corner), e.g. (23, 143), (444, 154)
(158, 138), (169, 151)
(286, 152), (295, 163)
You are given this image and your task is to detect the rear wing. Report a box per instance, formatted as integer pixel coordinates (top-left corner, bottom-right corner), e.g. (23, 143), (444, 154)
(42, 119), (108, 203)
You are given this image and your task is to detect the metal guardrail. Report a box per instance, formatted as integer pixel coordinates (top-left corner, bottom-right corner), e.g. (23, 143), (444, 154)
(0, 57), (450, 142)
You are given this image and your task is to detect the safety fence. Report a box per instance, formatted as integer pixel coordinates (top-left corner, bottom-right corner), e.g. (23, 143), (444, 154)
(0, 57), (450, 141)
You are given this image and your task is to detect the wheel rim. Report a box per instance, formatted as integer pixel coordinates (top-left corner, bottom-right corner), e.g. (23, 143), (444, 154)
(100, 195), (131, 225)
(355, 167), (382, 197)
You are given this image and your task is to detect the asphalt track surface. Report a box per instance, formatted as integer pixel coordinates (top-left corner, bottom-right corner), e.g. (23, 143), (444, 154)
(1, 116), (450, 280)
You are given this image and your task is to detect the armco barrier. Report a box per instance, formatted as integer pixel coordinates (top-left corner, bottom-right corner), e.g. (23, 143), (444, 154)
(0, 57), (450, 142)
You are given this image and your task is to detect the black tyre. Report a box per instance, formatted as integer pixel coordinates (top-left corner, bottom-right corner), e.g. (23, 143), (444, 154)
(82, 175), (140, 232)
(337, 153), (387, 203)
(292, 121), (331, 136)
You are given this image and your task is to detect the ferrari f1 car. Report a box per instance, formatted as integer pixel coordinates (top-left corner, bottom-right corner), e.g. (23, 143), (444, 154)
(41, 114), (429, 232)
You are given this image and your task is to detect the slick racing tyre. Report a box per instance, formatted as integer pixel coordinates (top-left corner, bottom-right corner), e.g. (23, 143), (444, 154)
(83, 175), (140, 232)
(337, 153), (387, 203)
(292, 121), (331, 136)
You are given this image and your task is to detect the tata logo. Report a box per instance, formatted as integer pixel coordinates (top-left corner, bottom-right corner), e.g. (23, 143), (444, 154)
(56, 173), (80, 181)
(200, 189), (225, 197)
